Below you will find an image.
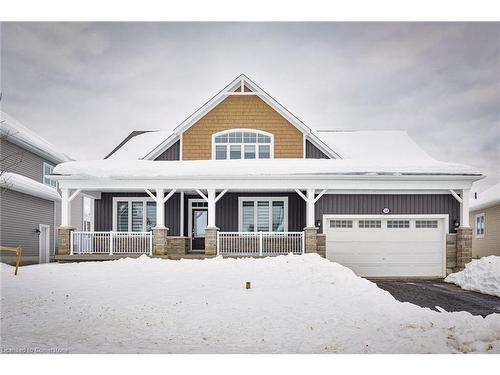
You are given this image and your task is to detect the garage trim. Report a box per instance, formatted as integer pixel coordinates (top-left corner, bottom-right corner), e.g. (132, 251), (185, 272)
(322, 214), (449, 277)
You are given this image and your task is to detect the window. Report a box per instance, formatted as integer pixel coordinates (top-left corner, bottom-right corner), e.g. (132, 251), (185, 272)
(43, 162), (57, 189)
(416, 220), (438, 229)
(239, 197), (287, 232)
(475, 213), (485, 238)
(213, 129), (274, 160)
(387, 220), (410, 228)
(358, 220), (381, 228)
(113, 198), (156, 232)
(330, 220), (353, 228)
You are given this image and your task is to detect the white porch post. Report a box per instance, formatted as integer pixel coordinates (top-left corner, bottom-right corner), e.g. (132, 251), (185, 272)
(207, 188), (216, 227)
(156, 188), (165, 227)
(460, 188), (470, 227)
(61, 188), (70, 226)
(180, 191), (185, 236)
(306, 188), (315, 227)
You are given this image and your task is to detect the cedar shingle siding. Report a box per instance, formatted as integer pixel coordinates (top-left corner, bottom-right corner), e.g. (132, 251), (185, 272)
(182, 95), (304, 159)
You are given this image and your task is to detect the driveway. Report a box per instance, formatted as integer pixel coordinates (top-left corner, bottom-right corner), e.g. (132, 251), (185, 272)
(372, 279), (500, 317)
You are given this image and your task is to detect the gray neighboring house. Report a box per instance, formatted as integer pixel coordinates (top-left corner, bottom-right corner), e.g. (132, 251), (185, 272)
(0, 112), (89, 265)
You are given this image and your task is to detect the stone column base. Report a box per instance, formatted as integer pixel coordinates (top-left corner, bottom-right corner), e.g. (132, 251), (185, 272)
(316, 234), (326, 258)
(204, 227), (219, 256)
(152, 227), (169, 256)
(456, 227), (472, 271)
(304, 227), (318, 254)
(57, 226), (74, 255)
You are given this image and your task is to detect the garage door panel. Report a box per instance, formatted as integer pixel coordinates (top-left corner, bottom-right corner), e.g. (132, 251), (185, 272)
(325, 216), (446, 277)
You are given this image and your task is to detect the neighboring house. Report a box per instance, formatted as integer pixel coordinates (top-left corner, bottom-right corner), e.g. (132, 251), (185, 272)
(0, 112), (90, 265)
(51, 75), (482, 278)
(469, 182), (500, 258)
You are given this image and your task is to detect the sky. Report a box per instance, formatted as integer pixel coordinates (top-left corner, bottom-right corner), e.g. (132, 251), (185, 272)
(1, 22), (499, 190)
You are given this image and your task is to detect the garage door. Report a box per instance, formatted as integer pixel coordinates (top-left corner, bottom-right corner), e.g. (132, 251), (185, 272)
(323, 215), (446, 277)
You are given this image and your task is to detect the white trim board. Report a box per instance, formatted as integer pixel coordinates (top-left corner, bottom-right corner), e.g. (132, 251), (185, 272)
(112, 197), (155, 232)
(237, 196), (289, 232)
(38, 224), (51, 264)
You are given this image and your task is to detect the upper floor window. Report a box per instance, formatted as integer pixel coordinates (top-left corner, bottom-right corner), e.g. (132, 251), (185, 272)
(212, 129), (274, 160)
(43, 162), (57, 189)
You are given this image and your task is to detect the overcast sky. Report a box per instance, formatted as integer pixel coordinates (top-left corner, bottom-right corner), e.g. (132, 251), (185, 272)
(1, 22), (499, 190)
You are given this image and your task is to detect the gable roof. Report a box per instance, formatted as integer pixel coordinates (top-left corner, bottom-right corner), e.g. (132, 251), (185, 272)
(142, 74), (339, 160)
(1, 111), (71, 164)
(470, 182), (500, 211)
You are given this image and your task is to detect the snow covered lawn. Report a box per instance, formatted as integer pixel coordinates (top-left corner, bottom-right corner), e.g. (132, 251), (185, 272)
(445, 256), (500, 297)
(1, 254), (500, 354)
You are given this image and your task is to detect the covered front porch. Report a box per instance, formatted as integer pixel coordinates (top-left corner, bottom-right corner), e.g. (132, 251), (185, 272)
(57, 187), (322, 259)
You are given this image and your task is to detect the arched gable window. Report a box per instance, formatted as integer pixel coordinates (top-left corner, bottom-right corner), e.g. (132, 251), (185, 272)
(212, 129), (274, 160)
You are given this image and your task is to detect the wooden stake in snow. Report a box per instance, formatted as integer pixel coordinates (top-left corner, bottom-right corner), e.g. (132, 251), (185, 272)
(246, 282), (251, 289)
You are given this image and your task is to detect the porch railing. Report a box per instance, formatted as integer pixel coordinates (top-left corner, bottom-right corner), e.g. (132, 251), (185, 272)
(71, 231), (152, 255)
(217, 231), (304, 256)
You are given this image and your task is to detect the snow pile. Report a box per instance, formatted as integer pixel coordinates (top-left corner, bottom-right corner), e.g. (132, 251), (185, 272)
(445, 256), (500, 297)
(1, 111), (71, 163)
(1, 254), (499, 354)
(0, 171), (61, 201)
(53, 158), (481, 180)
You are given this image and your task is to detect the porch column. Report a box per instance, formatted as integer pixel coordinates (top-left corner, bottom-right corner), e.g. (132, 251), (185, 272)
(155, 188), (165, 228)
(205, 189), (218, 256)
(207, 188), (216, 227)
(151, 188), (169, 256)
(61, 188), (70, 226)
(58, 188), (72, 255)
(306, 188), (315, 227)
(456, 188), (472, 270)
(460, 188), (470, 227)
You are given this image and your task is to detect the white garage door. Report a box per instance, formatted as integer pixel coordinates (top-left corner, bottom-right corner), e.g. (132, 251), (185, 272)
(324, 215), (447, 278)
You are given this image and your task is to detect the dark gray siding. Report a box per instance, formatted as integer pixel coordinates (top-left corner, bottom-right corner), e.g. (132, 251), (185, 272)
(305, 140), (329, 159)
(95, 192), (181, 235)
(0, 139), (54, 183)
(0, 189), (55, 263)
(155, 140), (180, 160)
(315, 194), (460, 233)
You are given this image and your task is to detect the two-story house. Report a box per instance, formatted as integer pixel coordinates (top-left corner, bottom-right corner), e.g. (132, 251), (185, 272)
(50, 75), (482, 277)
(0, 112), (90, 264)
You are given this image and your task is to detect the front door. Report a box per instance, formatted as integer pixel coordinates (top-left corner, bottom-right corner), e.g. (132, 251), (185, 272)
(192, 209), (208, 250)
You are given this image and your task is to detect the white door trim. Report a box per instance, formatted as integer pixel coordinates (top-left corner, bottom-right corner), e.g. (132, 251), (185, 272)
(39, 224), (51, 264)
(188, 198), (208, 252)
(322, 214), (449, 277)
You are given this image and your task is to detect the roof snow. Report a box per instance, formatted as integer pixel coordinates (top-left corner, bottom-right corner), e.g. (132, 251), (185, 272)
(1, 111), (71, 164)
(53, 158), (480, 180)
(470, 182), (500, 211)
(313, 130), (433, 161)
(0, 171), (61, 201)
(106, 130), (176, 160)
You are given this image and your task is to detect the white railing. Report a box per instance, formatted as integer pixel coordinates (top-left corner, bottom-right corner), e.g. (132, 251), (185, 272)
(71, 231), (152, 255)
(217, 231), (304, 256)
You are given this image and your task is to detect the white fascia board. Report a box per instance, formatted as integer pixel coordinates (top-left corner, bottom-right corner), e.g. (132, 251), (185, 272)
(7, 136), (72, 164)
(56, 175), (477, 192)
(143, 74), (333, 160)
